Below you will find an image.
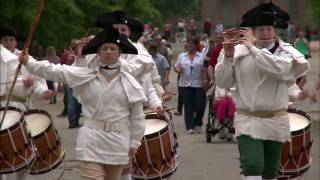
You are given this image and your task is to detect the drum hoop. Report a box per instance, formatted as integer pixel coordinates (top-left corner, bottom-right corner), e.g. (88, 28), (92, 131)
(145, 113), (168, 121)
(29, 150), (65, 175)
(24, 109), (53, 139)
(287, 109), (311, 135)
(0, 153), (35, 174)
(291, 125), (311, 136)
(278, 165), (310, 177)
(0, 106), (24, 135)
(144, 118), (169, 140)
(287, 109), (310, 120)
(132, 161), (178, 179)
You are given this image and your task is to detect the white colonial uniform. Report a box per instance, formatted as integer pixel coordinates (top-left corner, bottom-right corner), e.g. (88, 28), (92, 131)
(0, 45), (48, 111)
(141, 73), (162, 109)
(78, 41), (164, 97)
(215, 39), (309, 142)
(123, 41), (164, 96)
(25, 57), (146, 165)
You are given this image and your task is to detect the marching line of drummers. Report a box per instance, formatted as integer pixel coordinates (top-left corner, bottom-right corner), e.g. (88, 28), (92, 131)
(0, 106), (179, 179)
(0, 2), (317, 180)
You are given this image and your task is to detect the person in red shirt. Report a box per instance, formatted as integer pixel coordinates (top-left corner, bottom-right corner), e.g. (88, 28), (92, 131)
(203, 18), (212, 36)
(163, 23), (172, 41)
(208, 32), (223, 85)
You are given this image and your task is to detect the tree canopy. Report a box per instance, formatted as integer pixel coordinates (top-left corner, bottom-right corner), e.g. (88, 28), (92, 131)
(308, 0), (320, 28)
(0, 0), (200, 52)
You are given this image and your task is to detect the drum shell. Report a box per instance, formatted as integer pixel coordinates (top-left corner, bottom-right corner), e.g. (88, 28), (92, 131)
(24, 109), (65, 174)
(0, 107), (35, 174)
(132, 113), (178, 179)
(278, 109), (312, 179)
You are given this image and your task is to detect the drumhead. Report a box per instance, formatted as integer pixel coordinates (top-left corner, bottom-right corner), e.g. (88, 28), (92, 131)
(145, 119), (168, 135)
(25, 113), (51, 137)
(288, 112), (309, 132)
(0, 110), (21, 130)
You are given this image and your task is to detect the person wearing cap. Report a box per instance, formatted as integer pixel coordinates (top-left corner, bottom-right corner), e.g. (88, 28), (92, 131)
(19, 26), (147, 180)
(94, 11), (170, 180)
(215, 2), (309, 180)
(0, 27), (53, 180)
(93, 11), (166, 98)
(75, 10), (167, 108)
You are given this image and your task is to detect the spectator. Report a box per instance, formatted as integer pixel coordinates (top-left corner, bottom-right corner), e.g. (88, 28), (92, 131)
(214, 20), (224, 33)
(146, 39), (170, 88)
(294, 30), (310, 58)
(208, 32), (224, 86)
(44, 46), (60, 104)
(163, 22), (172, 41)
(203, 18), (212, 36)
(287, 21), (295, 43)
(174, 37), (206, 134)
(188, 19), (197, 38)
(59, 40), (82, 128)
(304, 25), (311, 42)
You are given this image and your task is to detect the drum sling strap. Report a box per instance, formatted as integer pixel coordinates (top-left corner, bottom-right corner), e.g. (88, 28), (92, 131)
(0, 95), (27, 103)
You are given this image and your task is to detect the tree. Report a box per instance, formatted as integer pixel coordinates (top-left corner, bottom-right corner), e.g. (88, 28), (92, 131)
(0, 0), (201, 52)
(308, 0), (320, 28)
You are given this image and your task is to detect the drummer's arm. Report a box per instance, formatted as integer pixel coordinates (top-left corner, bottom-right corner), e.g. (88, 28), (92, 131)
(144, 76), (162, 110)
(288, 83), (301, 102)
(31, 78), (52, 100)
(23, 55), (69, 84)
(129, 102), (145, 150)
(288, 83), (309, 102)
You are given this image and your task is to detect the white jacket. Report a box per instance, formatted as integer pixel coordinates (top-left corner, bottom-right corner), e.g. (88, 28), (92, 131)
(215, 39), (309, 142)
(25, 58), (147, 165)
(0, 45), (48, 111)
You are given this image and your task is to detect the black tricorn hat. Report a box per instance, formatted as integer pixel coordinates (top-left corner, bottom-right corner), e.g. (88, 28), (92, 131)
(95, 11), (131, 28)
(240, 2), (290, 29)
(129, 18), (143, 42)
(94, 11), (144, 42)
(82, 26), (138, 55)
(0, 26), (16, 39)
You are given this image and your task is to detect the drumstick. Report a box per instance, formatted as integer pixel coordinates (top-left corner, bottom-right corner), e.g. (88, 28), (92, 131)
(144, 107), (175, 115)
(161, 92), (176, 101)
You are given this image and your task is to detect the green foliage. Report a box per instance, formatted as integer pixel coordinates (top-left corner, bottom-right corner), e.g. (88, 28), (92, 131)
(308, 0), (320, 28)
(0, 0), (200, 52)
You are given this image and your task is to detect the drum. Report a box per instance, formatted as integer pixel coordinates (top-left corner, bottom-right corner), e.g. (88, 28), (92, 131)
(145, 113), (178, 152)
(0, 107), (35, 174)
(24, 109), (65, 174)
(278, 109), (312, 179)
(144, 107), (174, 132)
(132, 113), (178, 179)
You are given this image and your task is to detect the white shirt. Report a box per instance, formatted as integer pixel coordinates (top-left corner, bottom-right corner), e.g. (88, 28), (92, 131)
(215, 24), (223, 33)
(215, 40), (309, 142)
(175, 52), (205, 87)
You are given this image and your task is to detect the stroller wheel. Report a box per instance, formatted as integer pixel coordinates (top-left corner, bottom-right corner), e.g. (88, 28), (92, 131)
(206, 133), (212, 143)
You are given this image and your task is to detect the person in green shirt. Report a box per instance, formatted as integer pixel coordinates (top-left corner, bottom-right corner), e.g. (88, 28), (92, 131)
(294, 31), (311, 59)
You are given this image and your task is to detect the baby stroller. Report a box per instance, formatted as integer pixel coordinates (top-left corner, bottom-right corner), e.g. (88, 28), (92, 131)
(206, 85), (236, 142)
